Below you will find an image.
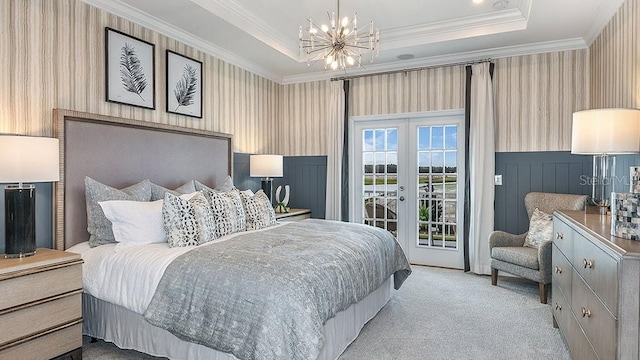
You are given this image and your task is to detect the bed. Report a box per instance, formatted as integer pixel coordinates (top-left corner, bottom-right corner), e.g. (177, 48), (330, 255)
(53, 109), (411, 360)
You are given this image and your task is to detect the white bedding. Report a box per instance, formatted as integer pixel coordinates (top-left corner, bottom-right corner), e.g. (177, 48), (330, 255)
(67, 223), (287, 315)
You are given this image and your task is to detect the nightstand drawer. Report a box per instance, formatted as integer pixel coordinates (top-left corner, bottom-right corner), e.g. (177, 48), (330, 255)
(0, 321), (82, 360)
(0, 263), (82, 310)
(0, 291), (82, 346)
(551, 280), (570, 336)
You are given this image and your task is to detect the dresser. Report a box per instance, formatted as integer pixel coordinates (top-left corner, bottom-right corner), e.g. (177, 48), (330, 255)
(275, 208), (311, 222)
(0, 248), (83, 360)
(552, 210), (640, 360)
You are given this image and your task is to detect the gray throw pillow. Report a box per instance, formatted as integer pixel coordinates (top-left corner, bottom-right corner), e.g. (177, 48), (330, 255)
(240, 189), (277, 231)
(194, 175), (234, 193)
(524, 208), (553, 248)
(85, 177), (152, 247)
(150, 180), (196, 201)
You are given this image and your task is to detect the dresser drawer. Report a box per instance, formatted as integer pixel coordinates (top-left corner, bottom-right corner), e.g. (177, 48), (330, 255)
(553, 217), (574, 259)
(566, 311), (599, 360)
(572, 268), (617, 360)
(0, 321), (82, 360)
(552, 244), (572, 304)
(0, 263), (82, 311)
(551, 280), (571, 337)
(572, 233), (619, 315)
(0, 291), (82, 346)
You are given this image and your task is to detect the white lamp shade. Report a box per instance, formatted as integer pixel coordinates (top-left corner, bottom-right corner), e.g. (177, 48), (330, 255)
(0, 135), (60, 183)
(250, 154), (283, 177)
(571, 108), (640, 155)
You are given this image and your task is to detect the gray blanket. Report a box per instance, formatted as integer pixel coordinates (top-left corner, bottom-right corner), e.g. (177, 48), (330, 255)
(144, 219), (411, 360)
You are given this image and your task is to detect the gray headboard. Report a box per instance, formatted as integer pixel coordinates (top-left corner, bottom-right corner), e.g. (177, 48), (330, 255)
(53, 109), (233, 250)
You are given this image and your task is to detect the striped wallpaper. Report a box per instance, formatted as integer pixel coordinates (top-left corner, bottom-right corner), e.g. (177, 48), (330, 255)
(590, 0), (640, 109)
(0, 0), (280, 154)
(0, 0), (625, 158)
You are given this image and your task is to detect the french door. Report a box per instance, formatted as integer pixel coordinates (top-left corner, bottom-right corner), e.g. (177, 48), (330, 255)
(351, 110), (465, 269)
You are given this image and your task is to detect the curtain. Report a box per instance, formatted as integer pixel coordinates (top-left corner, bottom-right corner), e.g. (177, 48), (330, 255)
(325, 80), (345, 220)
(467, 62), (496, 275)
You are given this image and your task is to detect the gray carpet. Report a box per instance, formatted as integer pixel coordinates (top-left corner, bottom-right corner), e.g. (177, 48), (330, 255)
(83, 266), (571, 360)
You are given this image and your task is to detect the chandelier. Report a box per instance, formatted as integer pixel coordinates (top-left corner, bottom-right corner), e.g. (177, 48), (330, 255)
(299, 0), (380, 71)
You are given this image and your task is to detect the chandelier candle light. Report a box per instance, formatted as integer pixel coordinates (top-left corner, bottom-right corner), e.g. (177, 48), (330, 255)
(299, 0), (380, 71)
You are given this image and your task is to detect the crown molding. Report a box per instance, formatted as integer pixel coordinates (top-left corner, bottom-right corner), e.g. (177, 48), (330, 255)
(282, 38), (588, 84)
(383, 8), (528, 50)
(583, 0), (625, 45)
(190, 0), (299, 60)
(80, 0), (282, 83)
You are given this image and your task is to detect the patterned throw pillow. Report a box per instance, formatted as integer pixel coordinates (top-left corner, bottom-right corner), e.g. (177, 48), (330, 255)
(85, 177), (152, 247)
(162, 192), (217, 247)
(524, 208), (553, 248)
(239, 190), (277, 231)
(149, 180), (196, 201)
(203, 188), (247, 238)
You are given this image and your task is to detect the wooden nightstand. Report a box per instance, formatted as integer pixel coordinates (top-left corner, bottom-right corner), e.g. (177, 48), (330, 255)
(275, 208), (311, 222)
(0, 248), (83, 360)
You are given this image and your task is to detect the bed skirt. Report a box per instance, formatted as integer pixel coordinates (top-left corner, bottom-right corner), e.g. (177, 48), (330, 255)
(82, 276), (393, 360)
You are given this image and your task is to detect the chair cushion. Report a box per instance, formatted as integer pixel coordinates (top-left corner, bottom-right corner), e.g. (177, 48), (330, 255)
(524, 208), (553, 248)
(491, 246), (539, 270)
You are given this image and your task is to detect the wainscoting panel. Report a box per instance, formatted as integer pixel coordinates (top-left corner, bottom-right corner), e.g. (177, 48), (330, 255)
(494, 151), (592, 235)
(233, 153), (327, 219)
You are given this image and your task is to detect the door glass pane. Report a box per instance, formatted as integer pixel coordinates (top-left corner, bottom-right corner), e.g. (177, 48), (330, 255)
(361, 127), (399, 237)
(416, 125), (458, 249)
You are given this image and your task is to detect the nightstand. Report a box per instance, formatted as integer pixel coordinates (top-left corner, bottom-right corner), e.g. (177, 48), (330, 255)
(275, 208), (311, 222)
(0, 248), (83, 360)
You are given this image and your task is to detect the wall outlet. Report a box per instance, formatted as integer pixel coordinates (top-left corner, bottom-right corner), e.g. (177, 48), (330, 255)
(494, 175), (503, 186)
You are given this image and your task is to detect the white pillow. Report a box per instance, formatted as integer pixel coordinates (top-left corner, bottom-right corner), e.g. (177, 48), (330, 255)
(99, 199), (166, 249)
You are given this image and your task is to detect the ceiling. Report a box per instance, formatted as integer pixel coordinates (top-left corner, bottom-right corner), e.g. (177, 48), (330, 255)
(85, 0), (624, 84)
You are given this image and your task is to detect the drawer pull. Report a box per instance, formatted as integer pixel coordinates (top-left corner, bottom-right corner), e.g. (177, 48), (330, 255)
(554, 303), (562, 311)
(554, 266), (562, 274)
(581, 307), (592, 318)
(583, 259), (594, 269)
(556, 232), (564, 240)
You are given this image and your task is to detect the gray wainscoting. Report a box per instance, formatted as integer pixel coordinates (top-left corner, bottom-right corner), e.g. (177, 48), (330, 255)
(495, 151), (640, 235)
(494, 151), (592, 235)
(233, 153), (327, 219)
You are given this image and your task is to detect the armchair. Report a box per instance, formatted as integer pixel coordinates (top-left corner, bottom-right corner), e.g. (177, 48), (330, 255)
(489, 192), (587, 303)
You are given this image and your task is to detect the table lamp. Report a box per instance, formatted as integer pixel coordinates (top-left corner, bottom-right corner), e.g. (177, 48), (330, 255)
(0, 135), (59, 258)
(571, 108), (640, 214)
(250, 154), (283, 205)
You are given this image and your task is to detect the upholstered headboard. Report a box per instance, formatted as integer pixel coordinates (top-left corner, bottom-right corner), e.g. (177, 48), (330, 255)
(53, 109), (232, 250)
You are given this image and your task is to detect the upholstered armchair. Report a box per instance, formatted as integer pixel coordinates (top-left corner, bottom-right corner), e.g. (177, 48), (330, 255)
(489, 192), (587, 304)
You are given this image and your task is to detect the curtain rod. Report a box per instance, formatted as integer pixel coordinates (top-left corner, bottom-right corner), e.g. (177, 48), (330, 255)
(330, 58), (492, 81)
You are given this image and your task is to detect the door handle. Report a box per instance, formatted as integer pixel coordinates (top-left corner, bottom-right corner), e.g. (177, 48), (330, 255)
(399, 196), (405, 201)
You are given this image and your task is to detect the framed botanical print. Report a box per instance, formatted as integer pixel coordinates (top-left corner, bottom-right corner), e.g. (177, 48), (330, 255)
(105, 27), (155, 109)
(166, 50), (203, 118)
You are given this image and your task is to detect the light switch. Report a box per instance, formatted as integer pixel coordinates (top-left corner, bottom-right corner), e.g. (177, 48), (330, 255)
(494, 175), (503, 186)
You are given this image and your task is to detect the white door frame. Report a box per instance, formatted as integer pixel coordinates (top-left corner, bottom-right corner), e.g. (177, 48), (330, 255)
(349, 109), (465, 268)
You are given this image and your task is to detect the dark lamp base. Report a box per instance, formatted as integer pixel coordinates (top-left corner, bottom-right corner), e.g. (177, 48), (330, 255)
(4, 184), (36, 258)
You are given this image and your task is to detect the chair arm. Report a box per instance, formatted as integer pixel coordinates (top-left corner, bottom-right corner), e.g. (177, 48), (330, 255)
(538, 241), (553, 282)
(489, 231), (527, 250)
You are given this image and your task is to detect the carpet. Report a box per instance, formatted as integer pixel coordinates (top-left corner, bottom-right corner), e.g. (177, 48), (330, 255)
(82, 265), (570, 360)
